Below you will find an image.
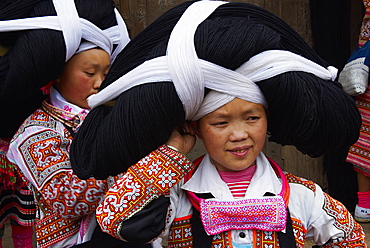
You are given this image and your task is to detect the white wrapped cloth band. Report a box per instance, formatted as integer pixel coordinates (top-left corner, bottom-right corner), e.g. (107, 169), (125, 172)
(192, 91), (236, 121)
(238, 50), (338, 82)
(0, 0), (130, 62)
(88, 50), (337, 119)
(87, 55), (267, 109)
(192, 50), (338, 120)
(87, 0), (337, 120)
(0, 16), (112, 60)
(166, 0), (228, 121)
(52, 0), (81, 61)
(76, 9), (130, 63)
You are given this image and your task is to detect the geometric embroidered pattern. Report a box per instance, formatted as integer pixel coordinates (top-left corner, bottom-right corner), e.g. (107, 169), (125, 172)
(15, 109), (56, 135)
(199, 196), (287, 235)
(321, 193), (366, 247)
(35, 210), (80, 248)
(291, 218), (306, 248)
(168, 216), (231, 248)
(96, 145), (195, 240)
(347, 95), (370, 177)
(323, 192), (353, 234)
(284, 172), (316, 192)
(255, 229), (279, 247)
(167, 217), (312, 247)
(41, 173), (107, 218)
(20, 129), (70, 189)
(321, 223), (367, 248)
(168, 217), (193, 248)
(16, 109), (71, 190)
(164, 174), (365, 247)
(347, 0), (370, 177)
(359, 0), (370, 47)
(211, 231), (230, 248)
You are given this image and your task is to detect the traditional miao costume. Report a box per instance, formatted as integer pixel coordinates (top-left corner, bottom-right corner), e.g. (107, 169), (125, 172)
(7, 87), (155, 248)
(96, 150), (365, 247)
(7, 88), (117, 247)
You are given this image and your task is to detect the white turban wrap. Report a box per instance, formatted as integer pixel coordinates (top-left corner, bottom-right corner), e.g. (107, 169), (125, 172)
(0, 0), (130, 62)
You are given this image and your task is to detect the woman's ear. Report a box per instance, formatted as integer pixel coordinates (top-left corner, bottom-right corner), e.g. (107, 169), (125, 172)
(189, 121), (202, 139)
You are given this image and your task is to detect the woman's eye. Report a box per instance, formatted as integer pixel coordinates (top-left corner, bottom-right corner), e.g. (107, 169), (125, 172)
(247, 116), (260, 121)
(85, 72), (95, 76)
(212, 121), (227, 126)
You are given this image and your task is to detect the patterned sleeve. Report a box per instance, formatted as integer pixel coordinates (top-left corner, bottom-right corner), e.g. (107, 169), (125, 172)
(285, 173), (366, 247)
(320, 193), (366, 247)
(96, 145), (195, 240)
(8, 120), (113, 219)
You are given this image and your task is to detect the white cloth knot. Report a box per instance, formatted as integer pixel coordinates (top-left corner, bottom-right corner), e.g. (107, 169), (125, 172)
(327, 66), (338, 81)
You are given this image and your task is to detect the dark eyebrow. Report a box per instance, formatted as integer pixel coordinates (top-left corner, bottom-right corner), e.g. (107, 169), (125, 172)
(211, 107), (262, 118)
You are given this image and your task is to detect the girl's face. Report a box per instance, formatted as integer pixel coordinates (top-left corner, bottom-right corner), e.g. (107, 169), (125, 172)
(194, 98), (267, 172)
(55, 48), (110, 109)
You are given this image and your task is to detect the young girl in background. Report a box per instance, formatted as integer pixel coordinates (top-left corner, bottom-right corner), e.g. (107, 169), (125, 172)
(1, 0), (139, 247)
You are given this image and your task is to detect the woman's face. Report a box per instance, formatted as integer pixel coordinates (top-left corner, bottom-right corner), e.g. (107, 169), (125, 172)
(55, 48), (110, 109)
(194, 98), (267, 172)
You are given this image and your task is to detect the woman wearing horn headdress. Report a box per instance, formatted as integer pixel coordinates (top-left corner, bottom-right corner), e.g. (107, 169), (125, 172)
(70, 1), (365, 247)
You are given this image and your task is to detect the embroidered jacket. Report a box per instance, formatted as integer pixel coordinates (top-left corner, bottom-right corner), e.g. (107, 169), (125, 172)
(97, 152), (366, 247)
(7, 89), (123, 248)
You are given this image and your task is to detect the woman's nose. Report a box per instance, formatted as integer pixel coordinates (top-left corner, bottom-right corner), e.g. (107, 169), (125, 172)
(229, 125), (248, 141)
(94, 75), (104, 89)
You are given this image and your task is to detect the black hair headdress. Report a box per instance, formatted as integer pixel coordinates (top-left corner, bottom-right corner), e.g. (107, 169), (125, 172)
(70, 0), (361, 180)
(0, 0), (129, 137)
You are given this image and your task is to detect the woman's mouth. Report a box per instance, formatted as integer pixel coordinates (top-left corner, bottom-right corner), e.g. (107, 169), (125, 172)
(228, 147), (250, 157)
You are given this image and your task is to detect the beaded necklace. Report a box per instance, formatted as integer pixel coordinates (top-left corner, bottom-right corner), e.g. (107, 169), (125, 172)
(42, 99), (81, 130)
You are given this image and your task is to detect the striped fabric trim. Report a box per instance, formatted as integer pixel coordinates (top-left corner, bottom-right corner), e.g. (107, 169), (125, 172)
(347, 0), (370, 175)
(225, 181), (250, 198)
(347, 94), (370, 176)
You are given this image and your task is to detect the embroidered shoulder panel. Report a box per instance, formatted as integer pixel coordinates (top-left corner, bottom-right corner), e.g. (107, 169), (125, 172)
(14, 109), (73, 189)
(284, 172), (316, 192)
(18, 129), (71, 189)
